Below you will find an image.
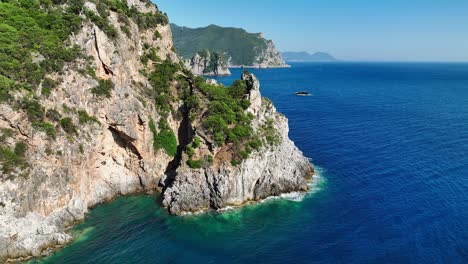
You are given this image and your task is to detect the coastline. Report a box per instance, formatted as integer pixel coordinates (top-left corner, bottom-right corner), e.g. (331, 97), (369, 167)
(13, 169), (319, 263)
(1, 69), (309, 263)
(4, 190), (158, 264)
(9, 172), (322, 263)
(193, 170), (322, 215)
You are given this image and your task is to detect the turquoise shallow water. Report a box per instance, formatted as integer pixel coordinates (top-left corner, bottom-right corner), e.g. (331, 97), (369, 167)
(34, 62), (468, 263)
(33, 176), (327, 264)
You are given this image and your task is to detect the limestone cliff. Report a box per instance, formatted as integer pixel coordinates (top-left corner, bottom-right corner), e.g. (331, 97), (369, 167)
(230, 38), (289, 68)
(0, 0), (311, 262)
(0, 0), (178, 261)
(183, 51), (231, 76)
(254, 39), (289, 68)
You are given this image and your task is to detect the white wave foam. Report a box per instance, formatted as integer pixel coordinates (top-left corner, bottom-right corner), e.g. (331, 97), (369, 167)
(261, 171), (325, 203)
(183, 166), (326, 215)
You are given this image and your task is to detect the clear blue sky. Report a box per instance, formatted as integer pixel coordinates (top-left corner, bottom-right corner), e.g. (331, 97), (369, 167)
(154, 0), (468, 62)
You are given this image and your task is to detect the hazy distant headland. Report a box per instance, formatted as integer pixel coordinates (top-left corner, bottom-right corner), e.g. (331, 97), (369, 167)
(281, 51), (337, 62)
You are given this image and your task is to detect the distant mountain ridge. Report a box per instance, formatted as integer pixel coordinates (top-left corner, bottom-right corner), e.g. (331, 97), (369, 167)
(282, 51), (337, 62)
(171, 23), (287, 68)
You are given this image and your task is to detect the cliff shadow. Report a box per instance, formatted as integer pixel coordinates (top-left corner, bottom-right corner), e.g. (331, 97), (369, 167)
(161, 104), (193, 189)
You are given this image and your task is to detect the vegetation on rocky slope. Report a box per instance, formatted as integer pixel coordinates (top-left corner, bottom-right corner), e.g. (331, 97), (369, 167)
(0, 133), (29, 176)
(86, 0), (168, 39)
(91, 79), (114, 98)
(0, 0), (281, 174)
(186, 72), (280, 165)
(197, 50), (226, 74)
(171, 23), (268, 65)
(0, 0), (171, 175)
(0, 0), (82, 101)
(149, 118), (177, 157)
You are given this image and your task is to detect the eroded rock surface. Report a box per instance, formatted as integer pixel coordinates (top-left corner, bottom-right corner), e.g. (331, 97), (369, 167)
(0, 1), (177, 261)
(184, 51), (231, 76)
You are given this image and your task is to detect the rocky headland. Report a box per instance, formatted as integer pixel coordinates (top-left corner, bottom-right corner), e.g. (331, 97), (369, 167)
(171, 24), (289, 70)
(162, 72), (313, 215)
(0, 0), (312, 262)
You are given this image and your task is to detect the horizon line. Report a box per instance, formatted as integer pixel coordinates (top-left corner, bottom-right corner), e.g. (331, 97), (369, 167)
(282, 60), (468, 63)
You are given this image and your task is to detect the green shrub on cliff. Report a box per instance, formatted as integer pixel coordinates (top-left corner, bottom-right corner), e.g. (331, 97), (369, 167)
(0, 141), (29, 175)
(187, 158), (202, 169)
(0, 128), (14, 142)
(91, 79), (114, 98)
(260, 118), (282, 146)
(120, 25), (131, 37)
(77, 110), (100, 125)
(149, 118), (177, 157)
(153, 30), (162, 40)
(185, 145), (195, 157)
(193, 137), (201, 148)
(132, 9), (168, 29)
(14, 141), (27, 157)
(22, 99), (45, 122)
(32, 121), (57, 139)
(60, 117), (77, 134)
(41, 77), (57, 97)
(148, 60), (180, 113)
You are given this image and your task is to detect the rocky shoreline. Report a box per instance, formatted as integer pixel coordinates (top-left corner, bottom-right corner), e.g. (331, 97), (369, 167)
(5, 171), (319, 263)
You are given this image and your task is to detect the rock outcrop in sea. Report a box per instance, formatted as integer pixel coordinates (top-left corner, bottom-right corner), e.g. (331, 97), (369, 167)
(183, 51), (231, 76)
(162, 72), (313, 215)
(0, 0), (312, 262)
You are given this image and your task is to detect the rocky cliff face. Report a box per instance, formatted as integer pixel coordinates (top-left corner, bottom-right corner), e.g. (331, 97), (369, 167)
(253, 39), (289, 68)
(183, 51), (231, 76)
(0, 1), (178, 261)
(0, 0), (311, 262)
(162, 73), (313, 215)
(227, 38), (289, 68)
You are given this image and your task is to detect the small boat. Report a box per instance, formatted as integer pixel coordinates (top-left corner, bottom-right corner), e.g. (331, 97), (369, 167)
(295, 91), (311, 96)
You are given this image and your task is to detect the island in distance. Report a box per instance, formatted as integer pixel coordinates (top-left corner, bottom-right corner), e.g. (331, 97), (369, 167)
(281, 51), (337, 62)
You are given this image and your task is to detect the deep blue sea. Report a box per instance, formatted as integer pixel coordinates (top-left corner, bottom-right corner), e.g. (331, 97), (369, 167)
(35, 63), (468, 263)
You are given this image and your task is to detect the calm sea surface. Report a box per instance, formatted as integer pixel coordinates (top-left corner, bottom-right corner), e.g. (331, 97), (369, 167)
(35, 62), (468, 263)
